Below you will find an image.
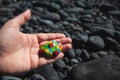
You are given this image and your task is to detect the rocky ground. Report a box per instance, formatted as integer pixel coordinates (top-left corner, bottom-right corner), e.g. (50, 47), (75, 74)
(0, 0), (120, 80)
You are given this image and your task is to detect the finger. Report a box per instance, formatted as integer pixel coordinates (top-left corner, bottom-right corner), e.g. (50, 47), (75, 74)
(37, 33), (65, 43)
(39, 37), (72, 46)
(62, 44), (72, 52)
(3, 9), (31, 30)
(56, 37), (72, 44)
(47, 52), (64, 64)
(38, 52), (64, 66)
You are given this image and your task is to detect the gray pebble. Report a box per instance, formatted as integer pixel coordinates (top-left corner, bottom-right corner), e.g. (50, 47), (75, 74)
(30, 74), (46, 80)
(97, 51), (108, 57)
(80, 49), (90, 61)
(70, 58), (79, 65)
(54, 60), (66, 69)
(2, 76), (22, 80)
(87, 36), (105, 51)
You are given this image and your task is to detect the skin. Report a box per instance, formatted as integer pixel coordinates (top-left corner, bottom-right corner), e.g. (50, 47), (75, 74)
(0, 9), (72, 75)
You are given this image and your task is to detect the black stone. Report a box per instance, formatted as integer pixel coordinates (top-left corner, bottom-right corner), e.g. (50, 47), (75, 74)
(97, 51), (108, 57)
(80, 49), (90, 61)
(87, 36), (105, 51)
(70, 58), (79, 65)
(69, 55), (120, 80)
(99, 3), (117, 13)
(108, 10), (120, 16)
(35, 64), (60, 80)
(75, 49), (82, 57)
(1, 76), (22, 80)
(30, 74), (46, 80)
(90, 27), (115, 38)
(54, 60), (66, 69)
(65, 48), (76, 58)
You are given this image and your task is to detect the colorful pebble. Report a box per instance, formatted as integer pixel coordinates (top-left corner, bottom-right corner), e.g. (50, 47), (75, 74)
(39, 40), (62, 58)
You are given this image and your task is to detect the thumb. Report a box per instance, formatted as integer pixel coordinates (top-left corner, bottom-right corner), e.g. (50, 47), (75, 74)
(3, 9), (31, 29)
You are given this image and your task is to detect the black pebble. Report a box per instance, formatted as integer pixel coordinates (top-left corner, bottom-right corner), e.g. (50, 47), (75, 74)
(87, 36), (105, 51)
(1, 76), (22, 80)
(30, 74), (46, 80)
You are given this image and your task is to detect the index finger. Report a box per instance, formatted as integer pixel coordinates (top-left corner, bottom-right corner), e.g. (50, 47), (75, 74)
(36, 33), (66, 43)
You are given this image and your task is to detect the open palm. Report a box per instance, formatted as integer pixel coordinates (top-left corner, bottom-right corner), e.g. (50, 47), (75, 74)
(0, 9), (72, 74)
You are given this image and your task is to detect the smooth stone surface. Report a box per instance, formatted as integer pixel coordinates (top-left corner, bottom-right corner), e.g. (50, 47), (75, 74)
(69, 55), (120, 80)
(97, 51), (108, 57)
(108, 10), (120, 16)
(35, 64), (60, 80)
(30, 74), (46, 80)
(66, 49), (76, 58)
(99, 3), (117, 13)
(1, 76), (22, 80)
(75, 49), (82, 57)
(70, 58), (79, 65)
(87, 36), (105, 51)
(80, 49), (90, 61)
(54, 60), (66, 69)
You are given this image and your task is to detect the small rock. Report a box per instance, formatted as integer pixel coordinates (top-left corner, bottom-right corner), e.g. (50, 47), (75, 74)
(1, 76), (22, 80)
(75, 49), (82, 56)
(97, 51), (108, 57)
(35, 64), (60, 80)
(62, 57), (69, 64)
(69, 55), (120, 80)
(114, 31), (120, 43)
(54, 60), (66, 69)
(65, 48), (76, 58)
(75, 0), (86, 8)
(80, 49), (90, 61)
(31, 1), (49, 7)
(30, 74), (46, 80)
(87, 36), (105, 51)
(70, 58), (79, 65)
(47, 2), (61, 12)
(99, 3), (117, 13)
(108, 10), (120, 16)
(72, 34), (88, 47)
(40, 12), (61, 21)
(104, 37), (118, 47)
(90, 27), (115, 38)
(65, 7), (84, 14)
(90, 53), (100, 59)
(58, 9), (68, 19)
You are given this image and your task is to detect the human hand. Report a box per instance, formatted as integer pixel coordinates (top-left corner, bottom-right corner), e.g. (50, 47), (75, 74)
(0, 9), (72, 74)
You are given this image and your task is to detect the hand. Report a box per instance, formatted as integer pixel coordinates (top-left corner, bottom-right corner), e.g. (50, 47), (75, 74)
(0, 9), (72, 74)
